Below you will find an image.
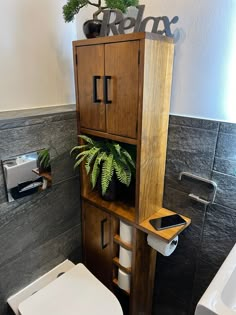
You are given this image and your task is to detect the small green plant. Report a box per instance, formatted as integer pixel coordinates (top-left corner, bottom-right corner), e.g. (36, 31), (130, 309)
(38, 149), (51, 171)
(63, 0), (139, 23)
(71, 135), (136, 196)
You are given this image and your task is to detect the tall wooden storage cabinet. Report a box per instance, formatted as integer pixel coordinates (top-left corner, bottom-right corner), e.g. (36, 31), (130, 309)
(73, 33), (175, 315)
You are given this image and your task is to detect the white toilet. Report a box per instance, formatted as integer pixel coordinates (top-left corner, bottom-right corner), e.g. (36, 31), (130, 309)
(8, 261), (123, 315)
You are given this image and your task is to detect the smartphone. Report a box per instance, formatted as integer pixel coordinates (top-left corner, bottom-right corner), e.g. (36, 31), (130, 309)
(149, 214), (186, 231)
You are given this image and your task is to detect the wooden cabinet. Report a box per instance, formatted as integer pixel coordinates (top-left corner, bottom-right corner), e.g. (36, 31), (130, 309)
(73, 33), (190, 315)
(75, 40), (139, 138)
(74, 33), (175, 224)
(82, 201), (112, 289)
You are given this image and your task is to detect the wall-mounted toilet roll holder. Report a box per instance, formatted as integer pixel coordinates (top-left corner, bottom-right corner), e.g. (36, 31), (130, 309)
(178, 171), (217, 205)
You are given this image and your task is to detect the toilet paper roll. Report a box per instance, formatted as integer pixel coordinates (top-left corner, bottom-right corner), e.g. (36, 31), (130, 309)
(118, 269), (131, 292)
(119, 221), (132, 244)
(119, 246), (132, 268)
(147, 234), (178, 256)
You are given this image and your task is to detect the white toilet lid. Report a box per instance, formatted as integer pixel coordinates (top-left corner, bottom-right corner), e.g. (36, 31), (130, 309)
(19, 263), (123, 315)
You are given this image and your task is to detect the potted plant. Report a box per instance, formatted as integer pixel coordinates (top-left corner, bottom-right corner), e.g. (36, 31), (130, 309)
(71, 135), (136, 201)
(37, 148), (51, 173)
(63, 0), (139, 38)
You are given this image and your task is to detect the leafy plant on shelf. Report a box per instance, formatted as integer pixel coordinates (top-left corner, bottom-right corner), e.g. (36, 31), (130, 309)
(63, 0), (139, 22)
(70, 135), (136, 196)
(37, 148), (51, 173)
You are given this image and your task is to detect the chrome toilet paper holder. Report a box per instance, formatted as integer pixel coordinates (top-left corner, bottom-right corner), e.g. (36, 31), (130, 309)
(178, 172), (217, 205)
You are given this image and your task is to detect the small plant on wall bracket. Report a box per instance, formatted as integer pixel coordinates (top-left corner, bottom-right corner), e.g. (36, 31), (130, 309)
(63, 0), (139, 38)
(37, 148), (51, 173)
(70, 135), (136, 201)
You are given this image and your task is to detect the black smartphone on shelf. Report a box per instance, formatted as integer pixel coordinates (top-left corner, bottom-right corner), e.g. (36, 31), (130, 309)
(149, 214), (186, 231)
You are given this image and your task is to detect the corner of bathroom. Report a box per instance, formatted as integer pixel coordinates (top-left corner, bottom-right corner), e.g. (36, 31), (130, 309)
(0, 1), (236, 315)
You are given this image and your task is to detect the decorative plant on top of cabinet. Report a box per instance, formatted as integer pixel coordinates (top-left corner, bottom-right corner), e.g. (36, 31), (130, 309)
(63, 0), (139, 38)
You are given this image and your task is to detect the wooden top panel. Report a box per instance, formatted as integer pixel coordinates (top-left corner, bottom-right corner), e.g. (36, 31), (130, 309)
(139, 208), (191, 242)
(82, 192), (135, 223)
(73, 32), (173, 47)
(80, 128), (138, 145)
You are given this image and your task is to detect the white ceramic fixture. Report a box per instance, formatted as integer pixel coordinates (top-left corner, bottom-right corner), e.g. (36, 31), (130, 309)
(195, 243), (236, 315)
(8, 262), (123, 315)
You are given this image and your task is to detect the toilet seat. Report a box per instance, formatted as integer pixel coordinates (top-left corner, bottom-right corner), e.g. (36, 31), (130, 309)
(19, 263), (123, 315)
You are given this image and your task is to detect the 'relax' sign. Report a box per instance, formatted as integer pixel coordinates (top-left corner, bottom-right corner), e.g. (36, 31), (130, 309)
(98, 5), (179, 38)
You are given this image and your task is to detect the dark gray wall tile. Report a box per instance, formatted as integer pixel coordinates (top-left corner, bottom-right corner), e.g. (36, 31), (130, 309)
(153, 187), (207, 315)
(214, 132), (236, 160)
(170, 115), (219, 131)
(165, 124), (218, 195)
(1, 111), (236, 315)
(0, 109), (82, 315)
(0, 123), (49, 160)
(0, 224), (82, 315)
(0, 172), (7, 204)
(191, 203), (236, 313)
(214, 158), (236, 177)
(0, 177), (81, 267)
(213, 132), (236, 176)
(0, 111), (76, 130)
(0, 117), (78, 185)
(48, 118), (79, 183)
(212, 171), (236, 210)
(165, 174), (215, 203)
(219, 122), (236, 134)
(0, 104), (75, 122)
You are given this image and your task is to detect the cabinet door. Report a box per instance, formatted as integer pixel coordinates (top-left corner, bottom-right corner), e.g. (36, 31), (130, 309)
(83, 201), (112, 288)
(76, 45), (106, 131)
(105, 41), (140, 138)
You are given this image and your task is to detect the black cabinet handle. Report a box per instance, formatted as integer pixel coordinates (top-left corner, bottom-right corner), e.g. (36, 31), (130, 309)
(103, 76), (112, 104)
(101, 218), (108, 249)
(93, 76), (101, 103)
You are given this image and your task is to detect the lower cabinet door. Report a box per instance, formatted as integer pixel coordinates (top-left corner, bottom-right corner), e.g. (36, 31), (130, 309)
(82, 200), (112, 288)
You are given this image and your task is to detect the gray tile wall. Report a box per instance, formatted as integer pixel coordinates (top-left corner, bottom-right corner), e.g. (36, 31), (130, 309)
(153, 116), (236, 315)
(0, 106), (82, 315)
(1, 109), (235, 315)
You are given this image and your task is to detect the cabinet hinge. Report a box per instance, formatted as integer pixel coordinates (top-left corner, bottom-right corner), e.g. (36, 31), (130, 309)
(75, 54), (78, 66)
(138, 49), (140, 65)
(136, 121), (138, 134)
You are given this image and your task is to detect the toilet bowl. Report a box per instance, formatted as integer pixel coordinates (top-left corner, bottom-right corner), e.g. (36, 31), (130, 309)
(8, 261), (123, 315)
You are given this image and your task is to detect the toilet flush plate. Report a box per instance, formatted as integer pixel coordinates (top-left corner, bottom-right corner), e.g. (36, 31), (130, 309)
(7, 260), (75, 315)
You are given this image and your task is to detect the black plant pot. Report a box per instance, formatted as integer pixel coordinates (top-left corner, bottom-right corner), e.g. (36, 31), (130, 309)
(83, 19), (102, 39)
(117, 178), (136, 206)
(98, 175), (117, 201)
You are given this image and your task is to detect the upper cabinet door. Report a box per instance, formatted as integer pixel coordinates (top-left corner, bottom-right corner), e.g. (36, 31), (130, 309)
(105, 41), (140, 138)
(76, 45), (106, 131)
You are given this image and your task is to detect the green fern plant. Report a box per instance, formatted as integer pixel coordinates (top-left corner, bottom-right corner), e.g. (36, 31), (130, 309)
(70, 135), (136, 196)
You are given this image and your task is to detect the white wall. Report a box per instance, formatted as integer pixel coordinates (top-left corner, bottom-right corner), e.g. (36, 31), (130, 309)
(2, 1), (235, 122)
(0, 0), (76, 111)
(77, 0), (236, 122)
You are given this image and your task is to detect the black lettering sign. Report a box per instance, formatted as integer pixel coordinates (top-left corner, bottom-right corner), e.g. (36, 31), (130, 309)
(99, 5), (179, 37)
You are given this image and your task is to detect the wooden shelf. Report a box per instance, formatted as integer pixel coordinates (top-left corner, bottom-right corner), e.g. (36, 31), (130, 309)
(80, 129), (137, 145)
(114, 234), (133, 251)
(32, 168), (52, 182)
(112, 257), (132, 274)
(113, 278), (130, 296)
(139, 208), (191, 242)
(82, 191), (135, 223)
